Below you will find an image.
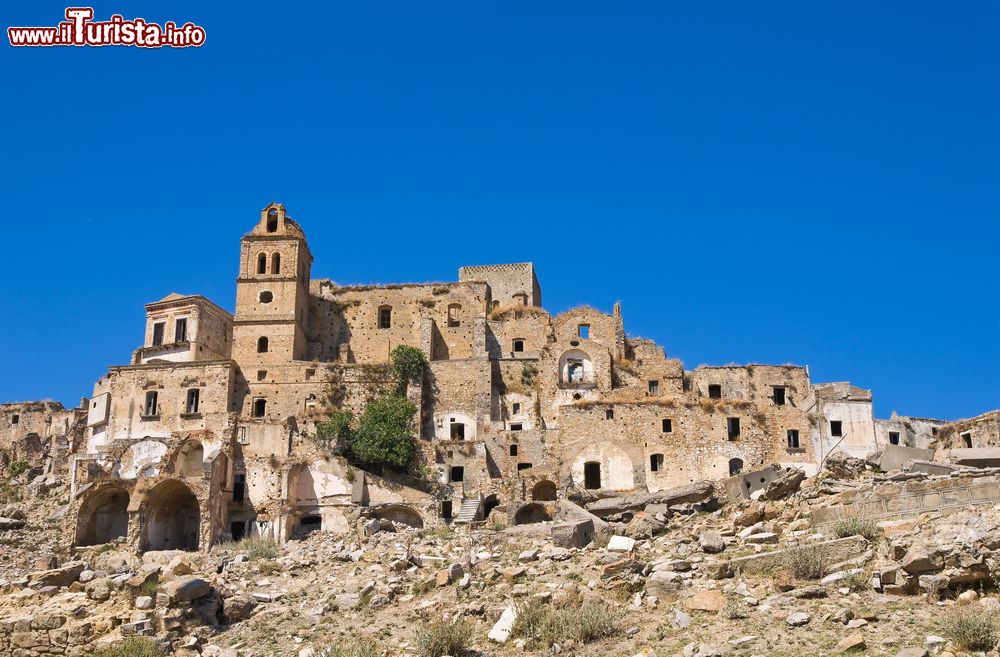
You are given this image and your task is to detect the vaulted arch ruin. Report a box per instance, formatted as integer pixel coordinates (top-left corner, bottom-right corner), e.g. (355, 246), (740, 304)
(141, 479), (201, 551)
(76, 485), (129, 546)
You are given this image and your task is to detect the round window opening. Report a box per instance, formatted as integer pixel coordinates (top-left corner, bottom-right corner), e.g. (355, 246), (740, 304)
(259, 291), (274, 304)
(573, 393), (582, 400)
(570, 340), (580, 347)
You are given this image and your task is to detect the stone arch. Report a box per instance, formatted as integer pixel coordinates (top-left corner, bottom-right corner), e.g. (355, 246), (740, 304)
(76, 485), (129, 546)
(558, 349), (593, 385)
(177, 440), (204, 478)
(571, 441), (635, 491)
(373, 504), (423, 529)
(483, 494), (501, 518)
(531, 479), (557, 501)
(514, 502), (551, 525)
(141, 479), (200, 552)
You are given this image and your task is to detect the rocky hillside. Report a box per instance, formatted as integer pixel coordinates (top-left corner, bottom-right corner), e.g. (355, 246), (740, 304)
(3, 462), (1000, 657)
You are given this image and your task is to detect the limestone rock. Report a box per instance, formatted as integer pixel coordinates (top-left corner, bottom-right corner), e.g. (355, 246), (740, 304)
(786, 611), (811, 627)
(164, 576), (211, 603)
(901, 543), (942, 574)
(699, 532), (725, 554)
(683, 589), (725, 613)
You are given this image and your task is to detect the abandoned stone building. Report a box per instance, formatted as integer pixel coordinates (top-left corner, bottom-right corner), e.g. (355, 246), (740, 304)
(1, 202), (996, 553)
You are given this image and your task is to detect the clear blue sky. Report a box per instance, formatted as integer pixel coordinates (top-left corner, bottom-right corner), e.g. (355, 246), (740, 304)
(1, 2), (997, 420)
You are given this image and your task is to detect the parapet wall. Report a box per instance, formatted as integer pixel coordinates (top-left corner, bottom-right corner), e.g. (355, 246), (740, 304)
(810, 471), (1000, 526)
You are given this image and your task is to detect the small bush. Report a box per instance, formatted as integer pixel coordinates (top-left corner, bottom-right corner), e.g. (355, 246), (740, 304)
(942, 609), (999, 650)
(511, 599), (623, 649)
(241, 536), (279, 561)
(833, 516), (880, 541)
(415, 617), (472, 657)
(139, 577), (160, 597)
(7, 459), (28, 479)
(390, 345), (428, 394)
(781, 544), (826, 580)
(257, 559), (282, 575)
(317, 638), (380, 657)
(89, 637), (165, 657)
(840, 570), (869, 593)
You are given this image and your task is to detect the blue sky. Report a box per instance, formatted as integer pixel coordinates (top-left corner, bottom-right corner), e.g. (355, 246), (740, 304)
(1, 1), (997, 419)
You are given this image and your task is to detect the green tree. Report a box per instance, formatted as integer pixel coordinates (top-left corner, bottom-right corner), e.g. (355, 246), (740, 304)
(390, 345), (428, 395)
(315, 409), (354, 453)
(351, 395), (417, 469)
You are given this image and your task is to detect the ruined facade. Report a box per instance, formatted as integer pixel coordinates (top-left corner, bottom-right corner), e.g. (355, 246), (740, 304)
(2, 203), (996, 553)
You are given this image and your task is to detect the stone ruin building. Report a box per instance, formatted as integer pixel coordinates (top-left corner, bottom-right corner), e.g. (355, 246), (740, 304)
(1, 202), (996, 554)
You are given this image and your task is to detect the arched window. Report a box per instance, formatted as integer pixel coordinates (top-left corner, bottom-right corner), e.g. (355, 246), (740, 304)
(271, 252), (281, 274)
(257, 336), (269, 353)
(378, 305), (392, 329)
(253, 398), (267, 417)
(257, 253), (267, 274)
(266, 208), (278, 232)
(447, 303), (461, 327)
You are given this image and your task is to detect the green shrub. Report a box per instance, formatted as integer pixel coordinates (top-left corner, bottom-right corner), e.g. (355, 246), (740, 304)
(942, 609), (999, 650)
(351, 395), (417, 469)
(317, 638), (380, 657)
(833, 516), (880, 541)
(241, 536), (279, 561)
(390, 345), (427, 394)
(316, 410), (354, 451)
(415, 616), (471, 657)
(7, 459), (28, 478)
(139, 577), (160, 597)
(89, 637), (165, 657)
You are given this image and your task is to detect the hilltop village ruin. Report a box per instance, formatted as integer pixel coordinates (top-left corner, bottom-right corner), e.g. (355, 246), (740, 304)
(2, 203), (997, 555)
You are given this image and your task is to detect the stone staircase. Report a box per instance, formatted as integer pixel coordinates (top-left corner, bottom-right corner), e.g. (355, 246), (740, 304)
(453, 498), (481, 524)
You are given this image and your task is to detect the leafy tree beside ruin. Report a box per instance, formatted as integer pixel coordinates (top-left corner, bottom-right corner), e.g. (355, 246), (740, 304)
(351, 394), (418, 469)
(316, 345), (426, 470)
(390, 344), (428, 395)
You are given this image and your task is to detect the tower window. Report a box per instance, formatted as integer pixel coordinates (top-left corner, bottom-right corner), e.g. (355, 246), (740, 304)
(257, 336), (269, 353)
(648, 380), (659, 395)
(252, 398), (267, 418)
(11, 414), (19, 425)
(447, 303), (461, 327)
(830, 420), (843, 437)
(511, 402), (521, 415)
(259, 291), (273, 304)
(787, 429), (800, 449)
(727, 417), (740, 440)
(152, 322), (165, 346)
(509, 444), (518, 456)
(378, 306), (392, 329)
(662, 418), (672, 433)
(578, 324), (590, 339)
(266, 209), (278, 232)
(186, 389), (200, 414)
(605, 409), (614, 420)
(888, 431), (900, 445)
(650, 453), (664, 472)
(257, 253), (267, 274)
(272, 252), (281, 274)
(773, 386), (786, 406)
(708, 384), (722, 399)
(512, 339), (525, 353)
(175, 318), (188, 342)
(143, 391), (158, 417)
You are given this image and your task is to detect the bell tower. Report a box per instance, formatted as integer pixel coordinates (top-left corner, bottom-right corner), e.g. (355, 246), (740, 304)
(232, 203), (313, 366)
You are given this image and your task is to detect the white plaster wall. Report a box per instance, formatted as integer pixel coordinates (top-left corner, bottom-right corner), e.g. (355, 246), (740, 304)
(571, 441), (634, 490)
(117, 440), (168, 479)
(434, 411), (477, 441)
(820, 400), (877, 458)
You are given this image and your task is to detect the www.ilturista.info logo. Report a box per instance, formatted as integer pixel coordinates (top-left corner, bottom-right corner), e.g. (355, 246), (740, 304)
(8, 8), (205, 48)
